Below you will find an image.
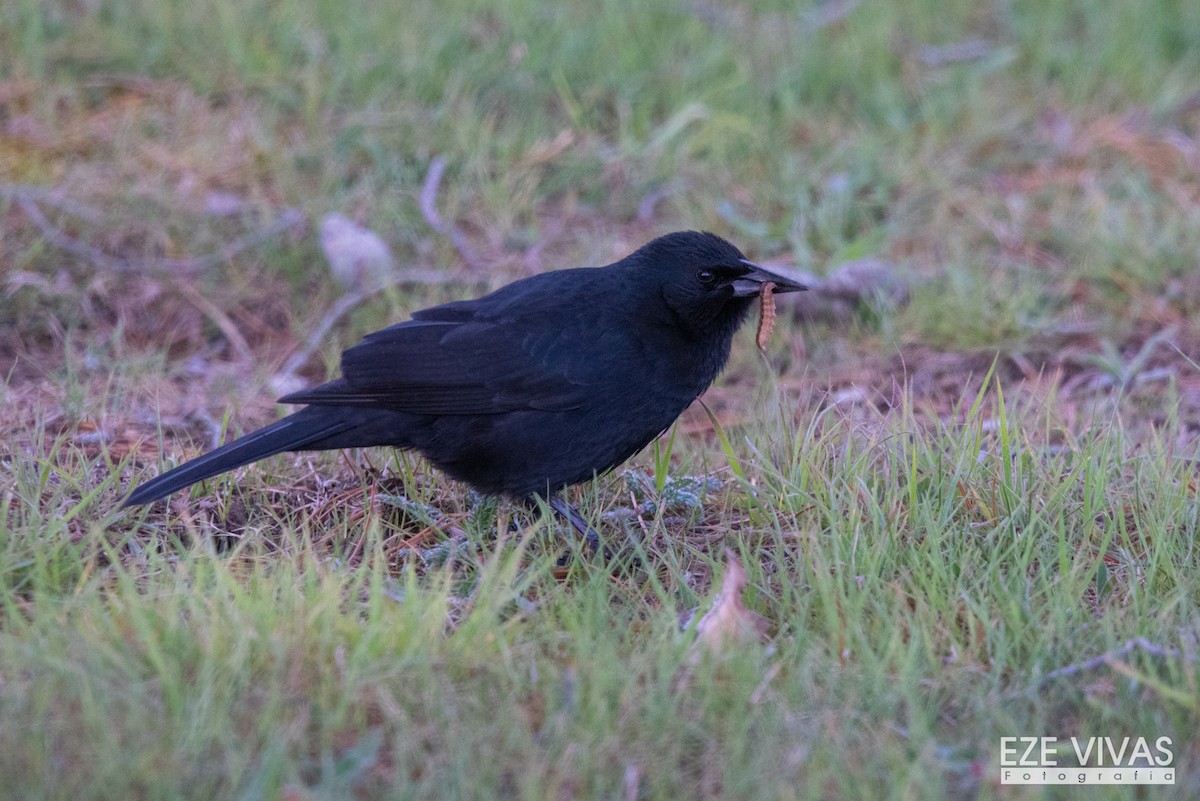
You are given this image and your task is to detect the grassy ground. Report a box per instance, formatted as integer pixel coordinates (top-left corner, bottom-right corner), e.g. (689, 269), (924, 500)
(3, 0), (1199, 798)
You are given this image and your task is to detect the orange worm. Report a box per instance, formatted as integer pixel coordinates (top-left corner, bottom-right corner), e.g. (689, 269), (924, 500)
(755, 281), (776, 351)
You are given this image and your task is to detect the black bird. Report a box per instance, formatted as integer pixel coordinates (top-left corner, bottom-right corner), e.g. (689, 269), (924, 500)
(123, 231), (806, 529)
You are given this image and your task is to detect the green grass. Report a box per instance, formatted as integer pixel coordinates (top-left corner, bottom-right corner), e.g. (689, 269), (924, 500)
(3, 385), (1197, 799)
(2, 0), (1200, 798)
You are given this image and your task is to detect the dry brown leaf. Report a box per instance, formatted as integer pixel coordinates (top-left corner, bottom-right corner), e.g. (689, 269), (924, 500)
(693, 549), (769, 654)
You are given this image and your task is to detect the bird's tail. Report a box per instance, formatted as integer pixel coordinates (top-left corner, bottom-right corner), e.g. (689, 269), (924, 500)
(122, 407), (355, 507)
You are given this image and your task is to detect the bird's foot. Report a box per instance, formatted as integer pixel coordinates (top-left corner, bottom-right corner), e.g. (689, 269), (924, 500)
(545, 495), (602, 552)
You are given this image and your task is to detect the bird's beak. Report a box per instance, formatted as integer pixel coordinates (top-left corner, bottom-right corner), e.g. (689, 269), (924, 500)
(731, 259), (808, 297)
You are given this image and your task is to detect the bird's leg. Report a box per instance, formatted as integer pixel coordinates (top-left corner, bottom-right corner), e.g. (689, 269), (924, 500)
(524, 494), (601, 552)
(547, 495), (602, 551)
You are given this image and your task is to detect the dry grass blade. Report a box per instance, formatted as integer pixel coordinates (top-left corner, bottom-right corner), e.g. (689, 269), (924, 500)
(419, 156), (485, 269)
(5, 184), (304, 276)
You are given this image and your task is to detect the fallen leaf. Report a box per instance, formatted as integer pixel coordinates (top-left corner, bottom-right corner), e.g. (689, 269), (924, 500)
(693, 549), (769, 655)
(319, 213), (395, 290)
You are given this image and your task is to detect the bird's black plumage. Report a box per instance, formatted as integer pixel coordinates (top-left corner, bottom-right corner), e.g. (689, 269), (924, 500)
(122, 231), (805, 507)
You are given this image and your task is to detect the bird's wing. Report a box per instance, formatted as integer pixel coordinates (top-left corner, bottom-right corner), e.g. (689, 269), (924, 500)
(280, 300), (620, 415)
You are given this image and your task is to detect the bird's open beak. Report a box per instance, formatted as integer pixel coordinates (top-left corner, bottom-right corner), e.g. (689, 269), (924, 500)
(731, 259), (808, 297)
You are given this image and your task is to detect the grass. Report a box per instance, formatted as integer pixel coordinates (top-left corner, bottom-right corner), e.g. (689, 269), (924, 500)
(2, 0), (1200, 798)
(4, 387), (1197, 799)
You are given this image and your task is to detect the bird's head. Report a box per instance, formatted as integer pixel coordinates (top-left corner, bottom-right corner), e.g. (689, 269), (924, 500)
(630, 231), (807, 338)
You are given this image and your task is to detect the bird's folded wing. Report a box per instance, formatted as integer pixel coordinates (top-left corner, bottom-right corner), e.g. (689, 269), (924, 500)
(279, 318), (596, 415)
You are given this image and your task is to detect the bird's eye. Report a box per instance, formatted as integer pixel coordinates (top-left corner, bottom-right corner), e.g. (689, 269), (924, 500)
(696, 269), (716, 285)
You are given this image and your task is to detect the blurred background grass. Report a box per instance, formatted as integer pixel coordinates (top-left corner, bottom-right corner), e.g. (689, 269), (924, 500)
(4, 0), (1200, 399)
